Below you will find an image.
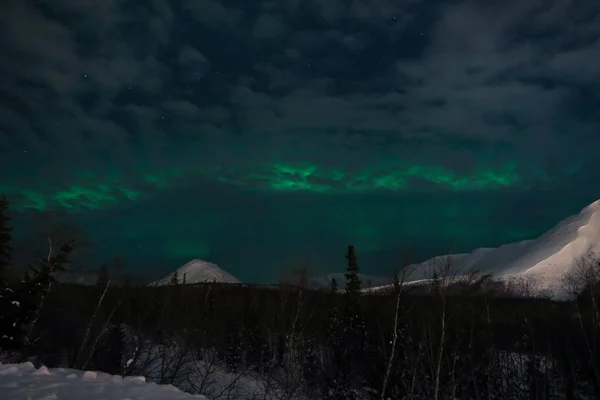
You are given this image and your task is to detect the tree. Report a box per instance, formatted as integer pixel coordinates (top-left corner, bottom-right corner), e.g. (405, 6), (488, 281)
(279, 264), (312, 289)
(170, 271), (179, 286)
(344, 245), (361, 293)
(0, 194), (12, 281)
(182, 273), (187, 285)
(92, 324), (125, 375)
(18, 240), (75, 348)
(0, 195), (18, 351)
(330, 278), (338, 293)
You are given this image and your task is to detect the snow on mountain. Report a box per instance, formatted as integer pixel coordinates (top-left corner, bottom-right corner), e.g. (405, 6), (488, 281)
(153, 259), (241, 286)
(0, 362), (204, 400)
(385, 199), (600, 298)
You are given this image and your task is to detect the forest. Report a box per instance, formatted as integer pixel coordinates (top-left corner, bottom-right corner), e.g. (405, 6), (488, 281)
(1, 195), (600, 400)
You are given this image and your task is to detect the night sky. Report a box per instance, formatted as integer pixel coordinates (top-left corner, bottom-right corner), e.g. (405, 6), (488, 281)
(1, 0), (600, 283)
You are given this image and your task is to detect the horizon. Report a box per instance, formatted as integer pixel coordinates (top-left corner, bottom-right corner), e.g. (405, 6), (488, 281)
(2, 0), (599, 283)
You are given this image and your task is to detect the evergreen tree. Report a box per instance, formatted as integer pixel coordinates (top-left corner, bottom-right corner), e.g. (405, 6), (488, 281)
(0, 195), (18, 350)
(344, 245), (361, 293)
(170, 271), (179, 286)
(96, 263), (109, 288)
(339, 246), (366, 398)
(17, 240), (74, 348)
(330, 278), (338, 293)
(323, 299), (354, 400)
(92, 324), (125, 375)
(182, 273), (187, 285)
(0, 194), (12, 281)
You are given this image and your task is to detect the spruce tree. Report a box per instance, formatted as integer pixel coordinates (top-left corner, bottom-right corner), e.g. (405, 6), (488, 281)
(93, 324), (125, 375)
(344, 245), (361, 293)
(18, 240), (74, 348)
(342, 245), (366, 398)
(0, 194), (12, 281)
(323, 297), (353, 400)
(0, 195), (18, 350)
(330, 277), (338, 293)
(170, 271), (179, 285)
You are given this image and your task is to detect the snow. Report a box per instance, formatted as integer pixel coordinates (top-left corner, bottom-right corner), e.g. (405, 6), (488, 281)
(371, 200), (600, 298)
(0, 362), (205, 400)
(152, 259), (241, 286)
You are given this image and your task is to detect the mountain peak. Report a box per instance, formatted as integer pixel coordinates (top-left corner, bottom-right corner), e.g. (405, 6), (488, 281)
(153, 259), (241, 286)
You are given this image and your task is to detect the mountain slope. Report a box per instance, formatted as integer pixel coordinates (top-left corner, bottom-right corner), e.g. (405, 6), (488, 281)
(153, 259), (241, 286)
(398, 199), (600, 297)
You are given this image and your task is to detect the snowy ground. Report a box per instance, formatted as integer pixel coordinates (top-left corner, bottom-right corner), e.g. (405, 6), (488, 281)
(0, 362), (205, 400)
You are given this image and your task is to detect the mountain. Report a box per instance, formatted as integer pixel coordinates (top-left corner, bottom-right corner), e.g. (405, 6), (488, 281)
(152, 259), (241, 286)
(371, 199), (600, 298)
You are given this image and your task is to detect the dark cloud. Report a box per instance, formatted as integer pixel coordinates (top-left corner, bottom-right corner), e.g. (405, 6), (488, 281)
(1, 0), (599, 280)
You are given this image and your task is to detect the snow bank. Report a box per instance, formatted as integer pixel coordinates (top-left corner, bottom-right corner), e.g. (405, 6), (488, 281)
(0, 362), (205, 400)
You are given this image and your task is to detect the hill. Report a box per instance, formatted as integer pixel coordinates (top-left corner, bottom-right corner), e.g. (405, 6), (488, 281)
(152, 259), (241, 286)
(368, 199), (600, 298)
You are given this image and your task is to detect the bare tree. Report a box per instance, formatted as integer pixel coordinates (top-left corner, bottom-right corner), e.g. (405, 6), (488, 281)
(17, 211), (93, 271)
(279, 262), (313, 290)
(380, 251), (417, 400)
(563, 255), (600, 393)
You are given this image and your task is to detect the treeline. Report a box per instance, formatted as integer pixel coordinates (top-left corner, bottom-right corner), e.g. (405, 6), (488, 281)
(1, 195), (600, 399)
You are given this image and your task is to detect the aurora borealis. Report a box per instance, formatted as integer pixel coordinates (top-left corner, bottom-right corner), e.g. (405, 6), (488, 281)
(1, 0), (600, 282)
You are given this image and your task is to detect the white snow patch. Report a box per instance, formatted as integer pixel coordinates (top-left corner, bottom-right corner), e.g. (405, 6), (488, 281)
(0, 362), (205, 400)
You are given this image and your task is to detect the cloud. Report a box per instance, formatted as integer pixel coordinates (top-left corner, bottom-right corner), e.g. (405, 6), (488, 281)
(1, 0), (599, 214)
(252, 14), (286, 39)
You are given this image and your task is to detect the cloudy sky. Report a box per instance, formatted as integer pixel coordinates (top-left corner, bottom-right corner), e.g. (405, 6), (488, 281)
(1, 0), (599, 282)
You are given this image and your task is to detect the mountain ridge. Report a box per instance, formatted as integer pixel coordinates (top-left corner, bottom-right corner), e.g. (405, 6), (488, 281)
(364, 199), (600, 298)
(152, 259), (241, 286)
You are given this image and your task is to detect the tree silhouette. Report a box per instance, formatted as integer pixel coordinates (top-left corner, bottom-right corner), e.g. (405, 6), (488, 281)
(170, 271), (179, 286)
(330, 277), (338, 293)
(0, 195), (17, 350)
(344, 245), (361, 293)
(0, 194), (12, 281)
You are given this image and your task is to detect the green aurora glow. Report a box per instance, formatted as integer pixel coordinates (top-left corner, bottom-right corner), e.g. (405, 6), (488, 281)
(2, 161), (526, 212)
(2, 0), (600, 284)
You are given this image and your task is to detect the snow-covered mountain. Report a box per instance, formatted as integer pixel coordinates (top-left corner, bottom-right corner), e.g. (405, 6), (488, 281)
(153, 259), (241, 286)
(371, 199), (600, 298)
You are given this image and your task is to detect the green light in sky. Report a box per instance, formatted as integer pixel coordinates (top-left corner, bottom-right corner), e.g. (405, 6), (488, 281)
(213, 161), (520, 193)
(2, 161), (523, 211)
